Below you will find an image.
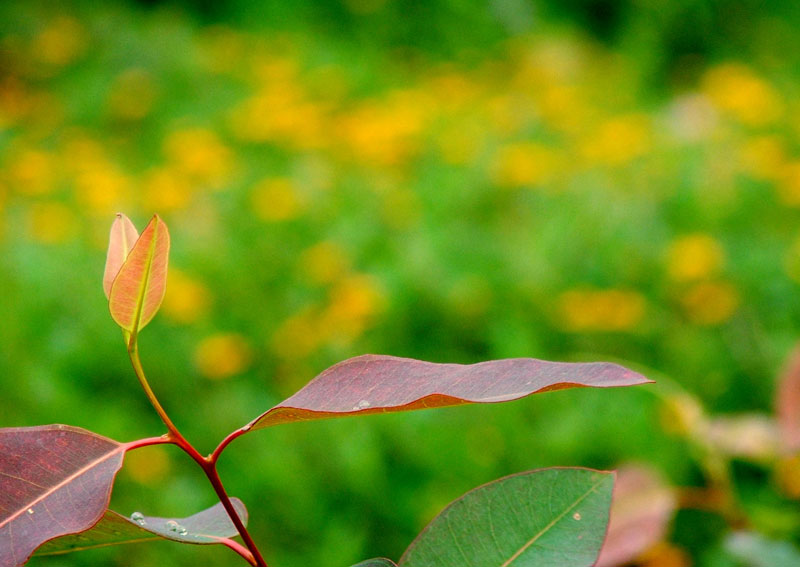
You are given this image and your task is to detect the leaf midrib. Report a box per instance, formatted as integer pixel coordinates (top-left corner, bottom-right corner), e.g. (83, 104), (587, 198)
(1, 442), (124, 529)
(500, 476), (607, 567)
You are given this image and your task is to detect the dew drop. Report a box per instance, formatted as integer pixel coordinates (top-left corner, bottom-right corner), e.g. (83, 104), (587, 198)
(573, 512), (581, 521)
(165, 520), (180, 532)
(178, 526), (188, 535)
(27, 508), (34, 515)
(130, 512), (146, 525)
(353, 400), (371, 410)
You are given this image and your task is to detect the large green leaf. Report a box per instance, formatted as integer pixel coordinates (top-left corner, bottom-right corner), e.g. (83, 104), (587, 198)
(400, 468), (614, 567)
(35, 499), (248, 555)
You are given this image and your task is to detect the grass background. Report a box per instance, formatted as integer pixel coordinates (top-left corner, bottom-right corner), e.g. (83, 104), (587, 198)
(3, 1), (800, 565)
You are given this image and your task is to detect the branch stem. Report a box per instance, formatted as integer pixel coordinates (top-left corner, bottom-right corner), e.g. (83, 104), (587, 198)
(126, 338), (269, 567)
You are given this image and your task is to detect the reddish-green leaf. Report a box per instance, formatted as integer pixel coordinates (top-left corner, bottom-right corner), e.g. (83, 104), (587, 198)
(35, 499), (249, 555)
(399, 468), (615, 567)
(595, 465), (676, 567)
(103, 213), (139, 299)
(0, 425), (126, 567)
(245, 355), (651, 430)
(776, 345), (800, 453)
(108, 214), (170, 334)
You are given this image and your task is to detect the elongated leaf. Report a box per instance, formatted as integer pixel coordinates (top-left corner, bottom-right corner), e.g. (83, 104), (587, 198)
(399, 467), (615, 567)
(0, 425), (126, 567)
(595, 465), (676, 567)
(776, 345), (800, 453)
(35, 499), (248, 555)
(103, 213), (139, 299)
(108, 214), (170, 334)
(351, 560), (398, 567)
(246, 355), (651, 430)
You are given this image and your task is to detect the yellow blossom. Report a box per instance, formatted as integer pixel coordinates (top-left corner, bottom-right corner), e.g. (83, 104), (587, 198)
(107, 69), (158, 121)
(679, 281), (739, 325)
(581, 113), (652, 166)
(251, 177), (304, 221)
(27, 202), (76, 244)
(162, 269), (212, 324)
(33, 16), (88, 67)
(299, 241), (350, 284)
(666, 234), (725, 282)
(123, 446), (171, 485)
(740, 136), (787, 181)
(702, 63), (783, 126)
(8, 149), (56, 195)
(163, 128), (233, 187)
(271, 309), (321, 359)
(557, 288), (645, 332)
(491, 142), (562, 188)
(194, 333), (253, 379)
(142, 168), (193, 212)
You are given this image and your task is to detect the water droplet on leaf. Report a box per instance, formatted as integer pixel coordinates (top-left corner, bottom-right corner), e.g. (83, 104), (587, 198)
(130, 512), (146, 525)
(27, 508), (34, 515)
(165, 520), (180, 532)
(352, 399), (371, 410)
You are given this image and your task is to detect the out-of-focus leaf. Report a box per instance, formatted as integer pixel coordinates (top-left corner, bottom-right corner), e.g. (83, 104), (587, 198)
(705, 414), (780, 461)
(103, 213), (139, 299)
(776, 346), (800, 453)
(725, 531), (800, 567)
(108, 214), (170, 334)
(351, 560), (398, 567)
(35, 499), (248, 555)
(595, 464), (677, 567)
(0, 425), (125, 567)
(246, 355), (651, 430)
(399, 467), (615, 567)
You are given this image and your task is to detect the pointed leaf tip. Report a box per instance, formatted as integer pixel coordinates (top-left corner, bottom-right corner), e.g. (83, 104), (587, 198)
(103, 214), (140, 298)
(108, 214), (170, 334)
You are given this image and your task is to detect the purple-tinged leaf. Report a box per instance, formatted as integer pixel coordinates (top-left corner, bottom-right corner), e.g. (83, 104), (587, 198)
(0, 425), (126, 567)
(108, 214), (170, 334)
(776, 345), (800, 453)
(35, 499), (248, 555)
(246, 355), (651, 430)
(595, 465), (676, 567)
(103, 213), (139, 299)
(399, 468), (615, 567)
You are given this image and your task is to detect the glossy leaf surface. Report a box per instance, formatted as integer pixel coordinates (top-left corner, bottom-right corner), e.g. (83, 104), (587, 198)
(35, 499), (248, 555)
(0, 425), (125, 567)
(247, 355), (650, 430)
(399, 468), (615, 567)
(595, 465), (676, 567)
(103, 213), (139, 298)
(108, 214), (170, 334)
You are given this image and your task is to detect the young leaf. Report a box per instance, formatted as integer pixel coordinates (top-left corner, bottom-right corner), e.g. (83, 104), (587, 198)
(34, 499), (249, 555)
(246, 355), (651, 430)
(103, 213), (140, 299)
(399, 467), (615, 567)
(0, 425), (126, 567)
(108, 214), (170, 334)
(595, 465), (676, 567)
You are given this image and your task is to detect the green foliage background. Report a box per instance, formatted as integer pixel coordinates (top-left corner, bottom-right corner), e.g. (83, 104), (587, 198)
(2, 1), (800, 565)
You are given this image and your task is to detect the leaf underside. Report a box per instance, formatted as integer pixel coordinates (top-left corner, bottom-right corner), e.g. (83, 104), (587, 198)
(247, 355), (651, 430)
(102, 213), (139, 299)
(108, 214), (170, 333)
(35, 499), (249, 555)
(399, 468), (615, 567)
(0, 425), (125, 567)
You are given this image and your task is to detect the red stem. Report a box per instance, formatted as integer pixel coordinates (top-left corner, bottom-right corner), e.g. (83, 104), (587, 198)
(210, 426), (250, 463)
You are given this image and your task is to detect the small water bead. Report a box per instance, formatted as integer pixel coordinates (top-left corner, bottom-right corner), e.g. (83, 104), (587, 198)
(165, 520), (180, 532)
(130, 512), (146, 525)
(178, 526), (188, 535)
(352, 399), (371, 410)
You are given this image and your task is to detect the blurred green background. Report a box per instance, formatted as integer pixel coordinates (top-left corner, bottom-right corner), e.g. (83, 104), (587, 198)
(3, 0), (800, 565)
